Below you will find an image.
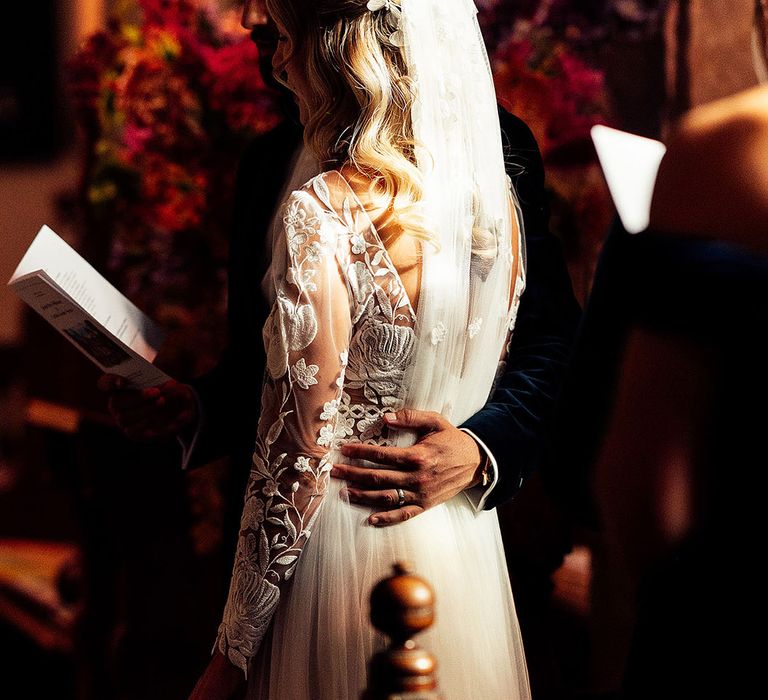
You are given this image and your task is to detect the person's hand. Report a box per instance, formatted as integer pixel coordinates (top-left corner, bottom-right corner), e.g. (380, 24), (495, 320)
(331, 409), (485, 527)
(188, 651), (246, 700)
(97, 373), (198, 440)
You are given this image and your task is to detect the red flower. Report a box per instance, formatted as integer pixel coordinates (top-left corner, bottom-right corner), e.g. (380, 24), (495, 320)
(140, 0), (197, 29)
(493, 34), (608, 163)
(67, 27), (125, 128)
(140, 157), (208, 233)
(116, 38), (207, 156)
(122, 123), (154, 160)
(200, 39), (281, 134)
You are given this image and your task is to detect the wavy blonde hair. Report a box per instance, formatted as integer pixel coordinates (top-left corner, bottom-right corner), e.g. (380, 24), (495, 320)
(265, 0), (432, 244)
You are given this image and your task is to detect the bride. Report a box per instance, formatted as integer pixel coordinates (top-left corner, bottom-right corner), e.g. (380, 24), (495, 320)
(192, 0), (530, 697)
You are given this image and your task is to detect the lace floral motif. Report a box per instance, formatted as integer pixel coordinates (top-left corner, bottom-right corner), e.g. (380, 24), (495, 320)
(337, 391), (396, 444)
(346, 318), (414, 407)
(431, 322), (448, 345)
(216, 171), (417, 675)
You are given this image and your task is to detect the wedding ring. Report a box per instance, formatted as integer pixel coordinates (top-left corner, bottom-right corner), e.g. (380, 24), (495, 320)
(396, 488), (405, 506)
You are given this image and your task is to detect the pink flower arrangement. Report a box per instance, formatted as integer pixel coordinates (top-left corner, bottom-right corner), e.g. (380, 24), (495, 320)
(493, 29), (608, 162)
(69, 0), (281, 376)
(491, 20), (614, 297)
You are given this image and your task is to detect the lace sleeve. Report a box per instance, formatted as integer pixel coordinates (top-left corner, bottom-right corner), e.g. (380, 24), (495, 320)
(216, 189), (351, 675)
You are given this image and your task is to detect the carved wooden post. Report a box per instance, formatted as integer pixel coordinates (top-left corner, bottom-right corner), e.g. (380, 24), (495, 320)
(362, 562), (442, 700)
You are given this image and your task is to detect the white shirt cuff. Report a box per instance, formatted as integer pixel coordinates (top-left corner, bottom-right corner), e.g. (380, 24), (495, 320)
(459, 428), (499, 512)
(177, 388), (204, 471)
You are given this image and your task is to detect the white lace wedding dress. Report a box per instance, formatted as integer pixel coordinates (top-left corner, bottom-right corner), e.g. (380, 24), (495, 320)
(215, 169), (530, 699)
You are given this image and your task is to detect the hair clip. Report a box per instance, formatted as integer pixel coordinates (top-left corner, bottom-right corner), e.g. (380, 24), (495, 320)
(366, 0), (400, 11)
(366, 0), (404, 47)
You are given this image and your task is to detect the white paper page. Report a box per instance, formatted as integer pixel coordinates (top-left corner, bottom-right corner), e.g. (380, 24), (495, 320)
(591, 125), (667, 234)
(11, 271), (171, 388)
(9, 225), (164, 361)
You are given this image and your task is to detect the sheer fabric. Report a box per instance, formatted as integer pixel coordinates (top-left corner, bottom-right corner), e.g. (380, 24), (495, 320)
(215, 177), (352, 673)
(216, 170), (529, 698)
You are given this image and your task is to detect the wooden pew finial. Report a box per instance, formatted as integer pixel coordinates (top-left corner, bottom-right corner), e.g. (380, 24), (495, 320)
(363, 561), (441, 700)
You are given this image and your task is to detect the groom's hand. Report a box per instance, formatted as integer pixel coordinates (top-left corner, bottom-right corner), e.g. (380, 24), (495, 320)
(97, 373), (198, 440)
(331, 409), (485, 527)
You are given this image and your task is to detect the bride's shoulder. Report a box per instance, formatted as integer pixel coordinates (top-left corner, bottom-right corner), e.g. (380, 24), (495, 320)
(279, 172), (352, 252)
(280, 171), (353, 223)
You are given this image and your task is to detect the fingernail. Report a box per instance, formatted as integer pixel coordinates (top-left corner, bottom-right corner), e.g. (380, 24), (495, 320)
(369, 516), (379, 525)
(330, 468), (339, 478)
(383, 413), (397, 423)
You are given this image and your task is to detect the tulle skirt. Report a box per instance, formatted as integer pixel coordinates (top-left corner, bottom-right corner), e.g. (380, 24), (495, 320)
(247, 467), (530, 699)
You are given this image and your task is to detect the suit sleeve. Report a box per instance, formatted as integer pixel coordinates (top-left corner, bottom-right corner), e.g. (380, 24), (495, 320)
(459, 109), (581, 510)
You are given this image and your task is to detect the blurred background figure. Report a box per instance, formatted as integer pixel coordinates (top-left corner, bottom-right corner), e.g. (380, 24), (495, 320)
(546, 2), (768, 697)
(0, 1), (763, 699)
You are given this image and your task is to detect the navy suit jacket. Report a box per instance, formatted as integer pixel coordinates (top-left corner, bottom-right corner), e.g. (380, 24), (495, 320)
(190, 108), (580, 511)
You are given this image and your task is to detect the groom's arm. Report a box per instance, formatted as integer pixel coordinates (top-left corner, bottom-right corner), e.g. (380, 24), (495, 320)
(331, 110), (581, 522)
(460, 109), (581, 509)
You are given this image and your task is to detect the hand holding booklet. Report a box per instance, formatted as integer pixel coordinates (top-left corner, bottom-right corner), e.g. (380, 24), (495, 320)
(8, 225), (172, 389)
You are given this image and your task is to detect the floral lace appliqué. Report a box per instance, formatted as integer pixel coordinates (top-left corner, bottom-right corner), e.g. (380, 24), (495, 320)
(216, 173), (418, 675)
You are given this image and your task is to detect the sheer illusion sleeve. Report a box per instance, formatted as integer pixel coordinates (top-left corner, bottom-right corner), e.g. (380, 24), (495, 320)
(216, 188), (351, 674)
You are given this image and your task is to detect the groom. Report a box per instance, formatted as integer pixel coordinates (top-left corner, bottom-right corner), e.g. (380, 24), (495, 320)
(100, 0), (580, 528)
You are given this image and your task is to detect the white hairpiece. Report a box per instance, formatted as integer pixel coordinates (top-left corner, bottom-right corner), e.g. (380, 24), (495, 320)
(367, 0), (404, 47)
(366, 0), (400, 9)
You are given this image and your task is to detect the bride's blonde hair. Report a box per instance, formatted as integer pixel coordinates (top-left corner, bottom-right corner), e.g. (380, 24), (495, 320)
(265, 0), (432, 244)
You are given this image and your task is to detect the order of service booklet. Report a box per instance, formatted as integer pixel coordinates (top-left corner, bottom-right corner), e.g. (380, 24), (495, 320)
(8, 225), (171, 388)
